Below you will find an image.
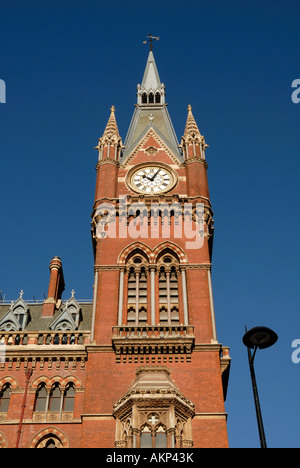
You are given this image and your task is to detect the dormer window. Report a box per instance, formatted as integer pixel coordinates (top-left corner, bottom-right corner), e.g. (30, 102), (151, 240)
(49, 291), (81, 332)
(0, 292), (30, 331)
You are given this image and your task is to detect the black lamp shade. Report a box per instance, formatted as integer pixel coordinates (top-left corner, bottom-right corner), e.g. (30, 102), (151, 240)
(243, 326), (278, 350)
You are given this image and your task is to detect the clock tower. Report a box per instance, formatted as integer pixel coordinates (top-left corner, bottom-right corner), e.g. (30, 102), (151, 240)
(82, 48), (231, 448)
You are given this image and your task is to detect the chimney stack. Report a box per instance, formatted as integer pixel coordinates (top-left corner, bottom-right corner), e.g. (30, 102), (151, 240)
(42, 256), (65, 317)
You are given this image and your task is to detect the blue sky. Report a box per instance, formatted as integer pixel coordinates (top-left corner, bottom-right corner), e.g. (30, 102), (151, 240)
(1, 0), (299, 448)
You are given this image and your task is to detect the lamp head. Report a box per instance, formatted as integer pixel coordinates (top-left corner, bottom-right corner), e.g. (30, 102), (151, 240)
(243, 326), (278, 350)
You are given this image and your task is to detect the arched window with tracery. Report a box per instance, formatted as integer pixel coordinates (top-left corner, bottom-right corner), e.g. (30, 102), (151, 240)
(125, 252), (149, 326)
(117, 244), (189, 328)
(140, 414), (168, 448)
(158, 252), (180, 326)
(113, 367), (194, 449)
(33, 381), (76, 421)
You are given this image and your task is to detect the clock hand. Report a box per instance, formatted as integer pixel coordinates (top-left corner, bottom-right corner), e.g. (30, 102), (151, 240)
(150, 168), (161, 181)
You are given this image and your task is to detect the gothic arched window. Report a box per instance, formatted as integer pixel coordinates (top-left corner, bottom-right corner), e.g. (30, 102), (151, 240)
(149, 92), (154, 103)
(158, 253), (180, 325)
(33, 381), (76, 421)
(118, 243), (189, 329)
(0, 384), (11, 413)
(113, 367), (195, 449)
(140, 426), (152, 448)
(155, 92), (161, 103)
(49, 384), (61, 412)
(35, 435), (63, 448)
(34, 383), (47, 413)
(142, 93), (147, 103)
(126, 253), (149, 326)
(63, 384), (75, 412)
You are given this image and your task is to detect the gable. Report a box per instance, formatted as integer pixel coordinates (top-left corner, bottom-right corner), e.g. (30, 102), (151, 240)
(0, 309), (22, 331)
(121, 128), (182, 169)
(0, 296), (30, 331)
(49, 296), (81, 331)
(49, 309), (77, 331)
(122, 107), (182, 163)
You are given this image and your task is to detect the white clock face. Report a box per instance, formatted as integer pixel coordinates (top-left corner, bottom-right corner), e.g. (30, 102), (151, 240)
(130, 166), (174, 194)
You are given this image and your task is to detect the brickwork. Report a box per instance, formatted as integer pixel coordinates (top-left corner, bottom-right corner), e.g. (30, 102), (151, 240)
(0, 50), (230, 448)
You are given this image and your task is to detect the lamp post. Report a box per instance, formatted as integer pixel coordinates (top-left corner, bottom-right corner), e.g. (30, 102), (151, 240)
(242, 326), (278, 449)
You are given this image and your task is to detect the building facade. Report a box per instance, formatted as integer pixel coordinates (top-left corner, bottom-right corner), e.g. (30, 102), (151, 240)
(0, 49), (230, 448)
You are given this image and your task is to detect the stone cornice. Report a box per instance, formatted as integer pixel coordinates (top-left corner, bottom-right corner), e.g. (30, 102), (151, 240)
(95, 159), (119, 170)
(183, 157), (208, 168)
(94, 263), (212, 272)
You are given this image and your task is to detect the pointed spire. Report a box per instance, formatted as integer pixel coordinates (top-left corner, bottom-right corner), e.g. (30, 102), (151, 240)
(95, 106), (123, 161)
(102, 106), (121, 141)
(183, 105), (202, 141)
(137, 51), (165, 105)
(141, 51), (162, 92)
(181, 105), (208, 160)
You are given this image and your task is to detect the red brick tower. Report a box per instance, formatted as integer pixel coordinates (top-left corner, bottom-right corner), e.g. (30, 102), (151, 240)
(81, 49), (230, 448)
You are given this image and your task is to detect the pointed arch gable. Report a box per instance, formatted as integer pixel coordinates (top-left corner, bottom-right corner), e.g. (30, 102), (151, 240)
(0, 376), (18, 389)
(153, 242), (188, 264)
(118, 242), (187, 266)
(29, 427), (69, 448)
(31, 375), (50, 390)
(31, 375), (83, 390)
(118, 242), (153, 265)
(63, 375), (83, 389)
(121, 128), (182, 168)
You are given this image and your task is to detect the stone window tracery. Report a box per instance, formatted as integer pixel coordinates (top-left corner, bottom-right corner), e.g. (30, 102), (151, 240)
(113, 367), (194, 449)
(126, 253), (149, 326)
(122, 247), (187, 327)
(33, 382), (75, 422)
(157, 252), (180, 326)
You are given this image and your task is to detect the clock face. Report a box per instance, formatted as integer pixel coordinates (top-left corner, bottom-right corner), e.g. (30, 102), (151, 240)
(130, 165), (174, 194)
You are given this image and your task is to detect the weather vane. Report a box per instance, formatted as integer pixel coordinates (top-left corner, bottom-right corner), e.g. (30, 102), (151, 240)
(143, 33), (160, 52)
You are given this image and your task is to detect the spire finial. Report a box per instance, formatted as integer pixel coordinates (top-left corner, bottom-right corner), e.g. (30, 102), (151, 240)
(110, 105), (115, 113)
(183, 104), (202, 141)
(143, 33), (160, 52)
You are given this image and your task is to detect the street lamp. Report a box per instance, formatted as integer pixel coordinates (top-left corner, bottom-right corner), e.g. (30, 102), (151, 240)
(242, 326), (278, 449)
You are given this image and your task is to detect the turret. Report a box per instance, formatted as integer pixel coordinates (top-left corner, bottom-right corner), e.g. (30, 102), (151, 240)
(94, 106), (123, 200)
(181, 105), (210, 198)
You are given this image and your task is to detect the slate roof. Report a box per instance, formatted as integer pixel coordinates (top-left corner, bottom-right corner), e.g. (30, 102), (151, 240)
(0, 302), (92, 332)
